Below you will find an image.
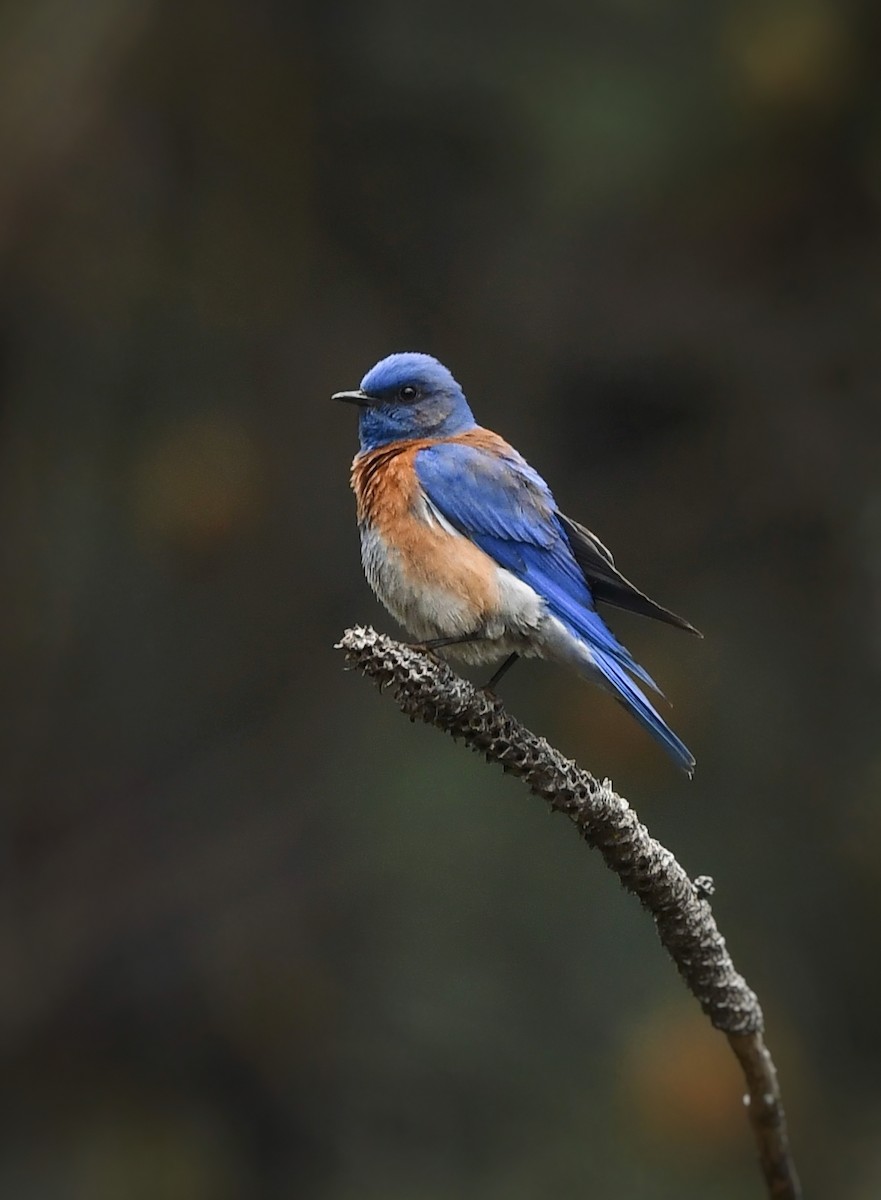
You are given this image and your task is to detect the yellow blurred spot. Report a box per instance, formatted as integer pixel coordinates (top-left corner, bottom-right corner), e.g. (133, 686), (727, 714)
(134, 414), (263, 552)
(621, 1005), (744, 1149)
(727, 1), (854, 113)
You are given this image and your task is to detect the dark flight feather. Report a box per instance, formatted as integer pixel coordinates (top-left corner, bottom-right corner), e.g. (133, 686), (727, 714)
(559, 513), (701, 637)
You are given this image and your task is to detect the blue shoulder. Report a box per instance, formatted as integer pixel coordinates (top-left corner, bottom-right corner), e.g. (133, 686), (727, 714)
(414, 439), (557, 548)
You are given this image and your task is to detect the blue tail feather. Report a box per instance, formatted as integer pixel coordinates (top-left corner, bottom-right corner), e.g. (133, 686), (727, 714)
(591, 647), (695, 776)
(571, 607), (664, 697)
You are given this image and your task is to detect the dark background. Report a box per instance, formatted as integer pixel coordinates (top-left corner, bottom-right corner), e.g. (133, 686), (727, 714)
(1, 1), (879, 1196)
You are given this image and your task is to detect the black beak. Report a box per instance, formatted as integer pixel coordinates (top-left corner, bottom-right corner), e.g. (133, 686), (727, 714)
(331, 389), (372, 407)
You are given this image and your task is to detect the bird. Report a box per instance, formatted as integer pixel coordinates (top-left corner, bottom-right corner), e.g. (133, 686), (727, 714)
(332, 352), (700, 774)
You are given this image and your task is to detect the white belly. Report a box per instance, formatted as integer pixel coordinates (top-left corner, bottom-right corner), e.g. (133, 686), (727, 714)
(359, 523), (548, 665)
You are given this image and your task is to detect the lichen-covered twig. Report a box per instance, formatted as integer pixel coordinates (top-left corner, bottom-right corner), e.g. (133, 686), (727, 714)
(337, 625), (802, 1200)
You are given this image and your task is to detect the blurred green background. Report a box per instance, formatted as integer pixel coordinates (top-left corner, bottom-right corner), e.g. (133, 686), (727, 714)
(1, 0), (879, 1196)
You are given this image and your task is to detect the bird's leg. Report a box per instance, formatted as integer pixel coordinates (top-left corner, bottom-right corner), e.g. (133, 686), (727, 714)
(481, 652), (519, 692)
(409, 636), (518, 692)
(411, 633), (486, 652)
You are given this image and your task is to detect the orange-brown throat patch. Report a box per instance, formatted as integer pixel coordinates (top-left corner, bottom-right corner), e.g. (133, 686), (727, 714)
(351, 440), (426, 524)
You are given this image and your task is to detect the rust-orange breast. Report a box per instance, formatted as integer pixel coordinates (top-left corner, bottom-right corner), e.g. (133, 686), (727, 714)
(350, 439), (431, 527)
(350, 434), (502, 614)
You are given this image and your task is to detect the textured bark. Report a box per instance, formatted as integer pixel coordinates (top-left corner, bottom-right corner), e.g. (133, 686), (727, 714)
(337, 625), (802, 1200)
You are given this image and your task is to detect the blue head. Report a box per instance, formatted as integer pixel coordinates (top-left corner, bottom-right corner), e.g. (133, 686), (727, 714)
(332, 352), (476, 451)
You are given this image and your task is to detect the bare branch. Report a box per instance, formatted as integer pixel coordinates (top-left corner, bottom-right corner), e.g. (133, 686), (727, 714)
(337, 625), (802, 1200)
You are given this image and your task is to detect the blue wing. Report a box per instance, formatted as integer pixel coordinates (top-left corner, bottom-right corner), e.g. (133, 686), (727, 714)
(415, 440), (695, 773)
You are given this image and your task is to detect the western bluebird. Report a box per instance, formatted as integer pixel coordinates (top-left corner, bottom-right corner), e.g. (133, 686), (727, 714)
(333, 352), (699, 774)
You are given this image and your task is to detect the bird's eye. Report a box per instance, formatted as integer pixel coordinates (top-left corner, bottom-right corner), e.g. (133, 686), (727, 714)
(398, 385), (417, 402)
